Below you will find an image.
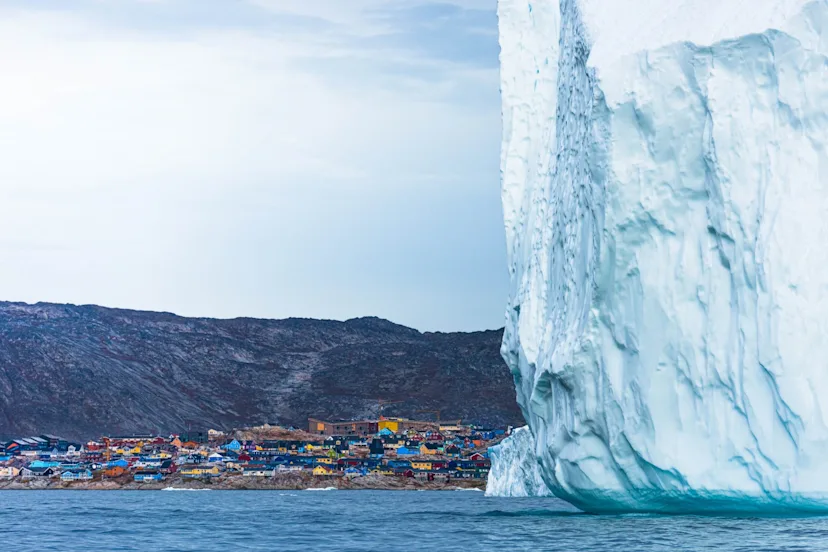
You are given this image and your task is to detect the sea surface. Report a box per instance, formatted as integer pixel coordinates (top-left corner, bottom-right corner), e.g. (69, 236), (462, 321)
(1, 489), (826, 551)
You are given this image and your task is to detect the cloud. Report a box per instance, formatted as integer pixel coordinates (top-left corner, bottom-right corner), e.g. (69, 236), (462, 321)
(0, 0), (332, 34)
(0, 1), (505, 332)
(362, 3), (499, 68)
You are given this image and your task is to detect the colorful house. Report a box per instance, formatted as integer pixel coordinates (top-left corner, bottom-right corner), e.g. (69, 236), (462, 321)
(0, 466), (20, 479)
(180, 465), (221, 478)
(29, 460), (61, 469)
(411, 461), (432, 471)
(445, 445), (462, 456)
(243, 467), (275, 477)
(134, 471), (164, 482)
(61, 469), (93, 482)
(207, 453), (224, 463)
(21, 467), (57, 479)
(313, 465), (334, 476)
(377, 420), (399, 433)
(104, 466), (127, 478)
(419, 442), (441, 455)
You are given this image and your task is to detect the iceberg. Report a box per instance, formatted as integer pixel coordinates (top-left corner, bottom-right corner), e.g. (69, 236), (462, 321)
(498, 0), (828, 513)
(486, 426), (554, 497)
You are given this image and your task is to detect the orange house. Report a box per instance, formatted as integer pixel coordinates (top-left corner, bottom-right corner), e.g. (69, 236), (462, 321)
(104, 466), (126, 478)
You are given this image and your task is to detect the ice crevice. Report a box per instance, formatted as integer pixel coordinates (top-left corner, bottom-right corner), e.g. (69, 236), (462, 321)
(490, 0), (828, 513)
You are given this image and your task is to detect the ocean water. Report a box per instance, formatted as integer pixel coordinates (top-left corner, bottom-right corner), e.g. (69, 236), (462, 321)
(1, 489), (826, 551)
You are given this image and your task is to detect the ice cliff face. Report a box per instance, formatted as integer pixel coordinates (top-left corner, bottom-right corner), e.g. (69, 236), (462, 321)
(486, 427), (553, 497)
(498, 0), (828, 513)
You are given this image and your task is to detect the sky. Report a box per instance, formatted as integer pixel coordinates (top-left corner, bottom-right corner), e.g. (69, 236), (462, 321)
(0, 0), (505, 332)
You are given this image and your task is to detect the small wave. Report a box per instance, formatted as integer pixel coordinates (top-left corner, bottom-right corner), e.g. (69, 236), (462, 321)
(483, 509), (586, 518)
(454, 488), (484, 492)
(161, 488), (213, 492)
(406, 509), (585, 519)
(304, 487), (337, 491)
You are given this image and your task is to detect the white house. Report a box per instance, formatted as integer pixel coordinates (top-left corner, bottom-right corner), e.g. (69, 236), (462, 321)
(0, 466), (20, 479)
(242, 467), (275, 477)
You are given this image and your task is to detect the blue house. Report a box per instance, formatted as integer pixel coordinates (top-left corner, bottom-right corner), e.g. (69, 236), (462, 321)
(61, 469), (93, 482)
(134, 471), (164, 482)
(223, 440), (242, 452)
(30, 460), (61, 469)
(396, 447), (417, 456)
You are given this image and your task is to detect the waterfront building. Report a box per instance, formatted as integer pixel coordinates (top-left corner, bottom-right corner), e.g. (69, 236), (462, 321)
(134, 471), (164, 482)
(61, 469), (93, 482)
(0, 466), (20, 479)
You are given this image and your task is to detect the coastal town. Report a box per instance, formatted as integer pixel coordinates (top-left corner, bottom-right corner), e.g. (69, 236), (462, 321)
(0, 416), (510, 490)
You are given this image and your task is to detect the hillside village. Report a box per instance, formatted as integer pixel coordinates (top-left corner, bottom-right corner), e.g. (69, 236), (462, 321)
(0, 417), (510, 489)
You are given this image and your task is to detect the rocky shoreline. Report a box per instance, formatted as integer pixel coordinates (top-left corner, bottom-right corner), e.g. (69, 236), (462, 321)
(0, 473), (486, 491)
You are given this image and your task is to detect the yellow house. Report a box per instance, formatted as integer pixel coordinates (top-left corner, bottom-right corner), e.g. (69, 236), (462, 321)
(130, 445), (142, 455)
(378, 419), (399, 433)
(171, 437), (183, 449)
(180, 466), (220, 477)
(313, 465), (333, 476)
(439, 424), (464, 432)
(411, 461), (432, 471)
(419, 444), (440, 456)
(315, 457), (335, 465)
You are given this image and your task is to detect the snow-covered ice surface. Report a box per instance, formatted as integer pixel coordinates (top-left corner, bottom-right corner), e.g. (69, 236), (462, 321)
(486, 426), (554, 497)
(498, 0), (828, 514)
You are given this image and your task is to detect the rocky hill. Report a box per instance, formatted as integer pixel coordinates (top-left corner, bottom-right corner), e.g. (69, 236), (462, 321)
(0, 302), (522, 440)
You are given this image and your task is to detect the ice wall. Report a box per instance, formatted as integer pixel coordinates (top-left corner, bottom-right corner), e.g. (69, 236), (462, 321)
(486, 426), (554, 497)
(499, 0), (828, 513)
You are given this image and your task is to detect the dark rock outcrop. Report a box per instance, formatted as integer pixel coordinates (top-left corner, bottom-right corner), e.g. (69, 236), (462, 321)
(0, 302), (521, 440)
